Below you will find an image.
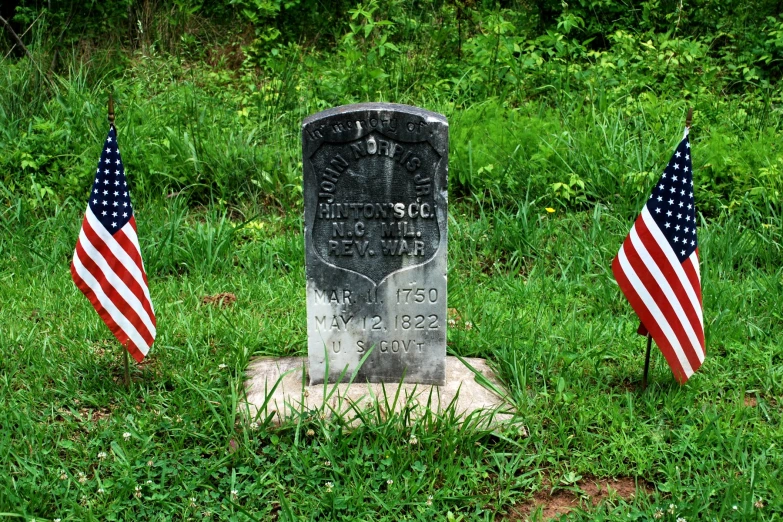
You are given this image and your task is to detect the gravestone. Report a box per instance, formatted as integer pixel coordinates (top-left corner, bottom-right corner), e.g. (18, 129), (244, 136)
(303, 103), (448, 385)
(243, 104), (510, 426)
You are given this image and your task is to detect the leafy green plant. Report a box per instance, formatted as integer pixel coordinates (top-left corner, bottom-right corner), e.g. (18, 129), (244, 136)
(552, 174), (586, 204)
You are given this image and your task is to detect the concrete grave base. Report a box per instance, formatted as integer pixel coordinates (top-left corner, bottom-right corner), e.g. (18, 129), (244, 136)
(244, 356), (515, 426)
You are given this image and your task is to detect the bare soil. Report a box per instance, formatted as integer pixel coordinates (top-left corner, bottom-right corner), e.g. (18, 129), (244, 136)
(201, 292), (237, 307)
(504, 476), (650, 521)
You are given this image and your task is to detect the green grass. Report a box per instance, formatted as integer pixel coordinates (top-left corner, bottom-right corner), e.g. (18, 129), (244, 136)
(1, 195), (781, 520)
(1, 13), (782, 518)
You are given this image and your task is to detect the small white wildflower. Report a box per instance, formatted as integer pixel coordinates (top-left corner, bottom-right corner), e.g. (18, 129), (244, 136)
(324, 460), (331, 467)
(306, 429), (315, 437)
(97, 451), (107, 460)
(448, 319), (456, 327)
(189, 497), (197, 507)
(176, 415), (183, 423)
(218, 363), (227, 369)
(653, 509), (663, 519)
(78, 471), (87, 484)
(426, 494), (433, 506)
(54, 519), (61, 522)
(231, 489), (238, 498)
(733, 505), (738, 510)
(249, 422), (258, 430)
(59, 470), (67, 481)
(134, 485), (142, 498)
(409, 435), (418, 445)
(676, 518), (686, 522)
(386, 479), (393, 486)
(754, 498), (765, 509)
(123, 432), (131, 441)
(464, 321), (473, 330)
(147, 460), (154, 467)
(325, 481), (333, 492)
(146, 480), (152, 485)
(668, 504), (677, 514)
(97, 488), (105, 494)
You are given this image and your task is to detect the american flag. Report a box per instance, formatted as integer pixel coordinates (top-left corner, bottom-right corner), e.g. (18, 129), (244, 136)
(71, 125), (156, 362)
(612, 129), (705, 383)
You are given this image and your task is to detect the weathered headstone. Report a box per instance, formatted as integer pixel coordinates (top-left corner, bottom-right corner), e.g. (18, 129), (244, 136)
(303, 103), (448, 385)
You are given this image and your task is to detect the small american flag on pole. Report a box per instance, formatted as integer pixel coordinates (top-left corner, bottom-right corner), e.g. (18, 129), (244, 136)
(71, 125), (156, 362)
(612, 128), (705, 383)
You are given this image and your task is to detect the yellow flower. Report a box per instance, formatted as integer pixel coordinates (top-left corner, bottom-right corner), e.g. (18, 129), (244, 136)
(545, 207), (556, 213)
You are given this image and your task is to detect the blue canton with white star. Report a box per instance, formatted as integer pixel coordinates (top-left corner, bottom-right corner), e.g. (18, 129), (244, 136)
(645, 135), (697, 262)
(89, 125), (133, 233)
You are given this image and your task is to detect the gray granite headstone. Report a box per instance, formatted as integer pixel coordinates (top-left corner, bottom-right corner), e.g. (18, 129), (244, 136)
(303, 103), (448, 385)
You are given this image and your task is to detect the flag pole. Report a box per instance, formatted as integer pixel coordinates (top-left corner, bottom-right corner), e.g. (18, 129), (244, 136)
(641, 334), (652, 389)
(108, 92), (129, 386)
(108, 92), (115, 125)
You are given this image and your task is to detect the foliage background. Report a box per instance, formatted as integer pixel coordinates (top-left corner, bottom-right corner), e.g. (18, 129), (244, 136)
(1, 0), (782, 217)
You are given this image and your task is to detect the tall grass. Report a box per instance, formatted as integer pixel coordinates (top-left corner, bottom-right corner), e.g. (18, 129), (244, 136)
(2, 27), (782, 219)
(0, 51), (302, 210)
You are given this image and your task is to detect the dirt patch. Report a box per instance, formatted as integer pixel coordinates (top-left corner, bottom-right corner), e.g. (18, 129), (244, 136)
(78, 406), (113, 422)
(201, 292), (237, 308)
(505, 476), (649, 521)
(447, 308), (474, 330)
(91, 338), (120, 358)
(53, 404), (114, 424)
(106, 353), (160, 384)
(615, 378), (640, 392)
(744, 396), (758, 407)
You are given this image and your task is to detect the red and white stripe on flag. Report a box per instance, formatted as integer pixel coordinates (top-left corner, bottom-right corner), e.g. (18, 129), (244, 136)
(71, 125), (156, 362)
(612, 131), (704, 383)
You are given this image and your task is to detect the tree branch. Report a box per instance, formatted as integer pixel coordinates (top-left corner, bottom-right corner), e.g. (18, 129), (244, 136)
(0, 14), (34, 61)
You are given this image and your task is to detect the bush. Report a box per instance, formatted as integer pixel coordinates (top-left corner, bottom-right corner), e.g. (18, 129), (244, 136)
(1, 0), (781, 219)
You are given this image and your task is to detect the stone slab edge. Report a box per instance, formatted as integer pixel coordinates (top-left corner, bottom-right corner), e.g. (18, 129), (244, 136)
(243, 356), (517, 427)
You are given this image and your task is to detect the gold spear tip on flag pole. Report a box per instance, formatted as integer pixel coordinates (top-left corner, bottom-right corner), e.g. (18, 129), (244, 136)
(108, 92), (115, 125)
(686, 107), (693, 128)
